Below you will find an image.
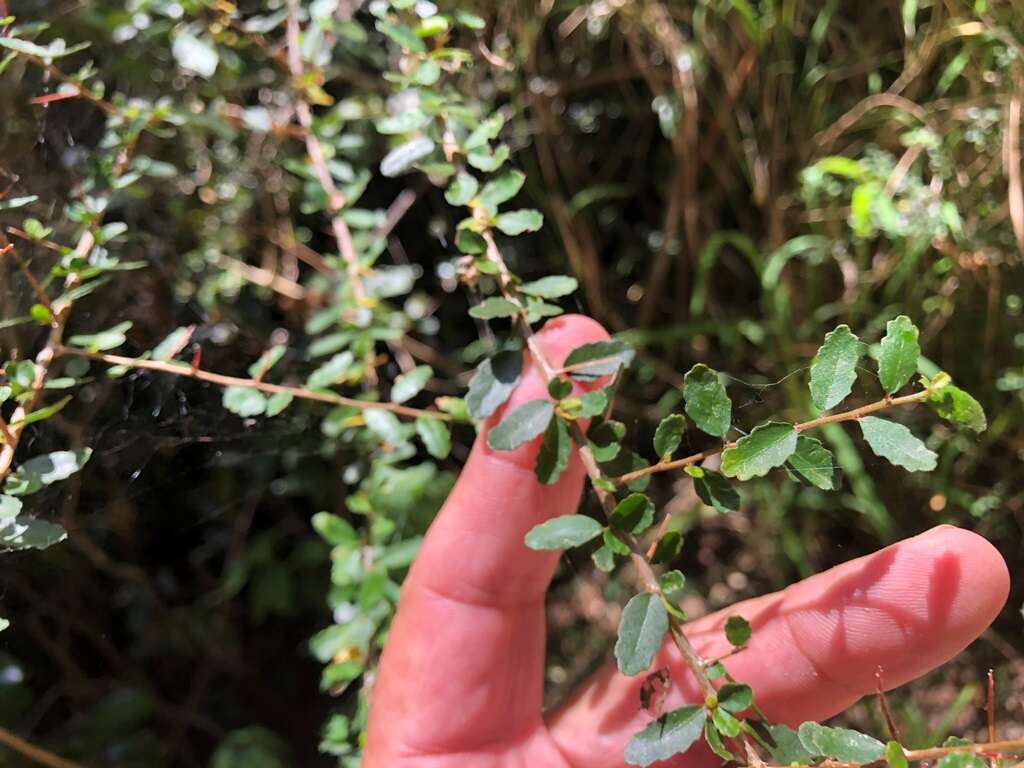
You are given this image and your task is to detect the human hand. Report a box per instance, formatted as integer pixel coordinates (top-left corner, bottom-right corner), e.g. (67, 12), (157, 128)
(364, 315), (1009, 768)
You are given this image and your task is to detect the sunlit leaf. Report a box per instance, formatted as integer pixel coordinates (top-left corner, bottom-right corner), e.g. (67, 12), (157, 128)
(859, 416), (937, 472)
(878, 315), (920, 394)
(809, 325), (863, 410)
(682, 364), (731, 438)
(721, 422), (797, 480)
(524, 514), (602, 550)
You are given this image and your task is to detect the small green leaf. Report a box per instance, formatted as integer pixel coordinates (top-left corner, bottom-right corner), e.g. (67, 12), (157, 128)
(247, 345), (286, 379)
(4, 449), (92, 497)
(692, 469), (740, 513)
(705, 720), (735, 761)
(487, 400), (554, 450)
(587, 419), (625, 461)
(548, 377), (573, 400)
(68, 321), (132, 352)
(766, 725), (815, 765)
(721, 422), (798, 481)
(712, 707), (741, 737)
(375, 19), (427, 53)
(30, 304), (51, 324)
(0, 517), (67, 551)
(307, 352), (355, 389)
(380, 136), (435, 177)
(610, 493), (655, 534)
(682, 364), (731, 438)
(624, 705), (707, 766)
(495, 209), (544, 235)
(456, 229), (486, 254)
(564, 340), (635, 380)
(535, 416), (571, 484)
(576, 389), (609, 418)
(886, 741), (909, 768)
(718, 683), (753, 713)
(0, 494), (22, 524)
(859, 416), (937, 472)
(152, 326), (193, 361)
(469, 297), (520, 319)
(653, 414), (685, 460)
(936, 751), (985, 768)
(265, 392), (293, 417)
(364, 409), (408, 447)
(0, 194), (38, 211)
(10, 396), (71, 427)
(592, 544), (616, 571)
(651, 531), (682, 564)
(477, 170), (525, 213)
(659, 570), (685, 598)
(724, 615), (751, 646)
(223, 386), (267, 417)
(809, 325), (863, 410)
(311, 512), (358, 547)
(524, 514), (603, 550)
(786, 435), (837, 490)
(445, 172), (479, 206)
(603, 528), (631, 556)
(928, 384), (986, 432)
(798, 722), (885, 763)
(391, 365), (432, 404)
(466, 143), (509, 172)
(464, 114), (504, 150)
(466, 351), (522, 420)
(520, 275), (578, 299)
(416, 417), (451, 460)
(615, 593), (669, 676)
(878, 315), (920, 394)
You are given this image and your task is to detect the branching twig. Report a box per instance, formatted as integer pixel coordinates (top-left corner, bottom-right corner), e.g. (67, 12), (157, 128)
(54, 347), (456, 422)
(284, 0), (368, 306)
(613, 390), (932, 486)
(0, 725), (83, 768)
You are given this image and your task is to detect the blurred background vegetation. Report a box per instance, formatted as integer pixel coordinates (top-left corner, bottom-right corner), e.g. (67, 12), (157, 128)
(0, 0), (1022, 765)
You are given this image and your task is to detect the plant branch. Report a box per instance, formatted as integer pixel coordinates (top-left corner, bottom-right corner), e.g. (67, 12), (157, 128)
(284, 0), (367, 306)
(53, 347), (457, 422)
(0, 725), (83, 768)
(613, 389), (932, 486)
(478, 226), (720, 704)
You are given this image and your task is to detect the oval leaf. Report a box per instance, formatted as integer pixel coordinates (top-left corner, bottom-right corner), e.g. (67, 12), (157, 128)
(786, 435), (837, 490)
(535, 416), (571, 484)
(798, 722), (885, 763)
(653, 414), (685, 459)
(721, 422), (797, 481)
(615, 593), (669, 676)
(487, 400), (554, 451)
(466, 350), (522, 420)
(624, 705), (707, 767)
(809, 325), (863, 410)
(859, 416), (937, 472)
(524, 514), (603, 550)
(682, 364), (731, 438)
(878, 315), (920, 394)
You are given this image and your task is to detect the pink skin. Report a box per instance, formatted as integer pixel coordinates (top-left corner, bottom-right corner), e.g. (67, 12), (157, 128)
(364, 315), (1010, 768)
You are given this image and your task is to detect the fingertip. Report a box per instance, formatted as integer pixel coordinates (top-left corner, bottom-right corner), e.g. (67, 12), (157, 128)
(905, 524), (1010, 633)
(532, 314), (612, 368)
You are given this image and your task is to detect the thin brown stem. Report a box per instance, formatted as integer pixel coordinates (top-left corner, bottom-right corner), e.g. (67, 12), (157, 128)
(613, 390), (932, 486)
(54, 347), (456, 422)
(905, 740), (1024, 762)
(0, 725), (83, 768)
(284, 0), (367, 306)
(478, 227), (719, 706)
